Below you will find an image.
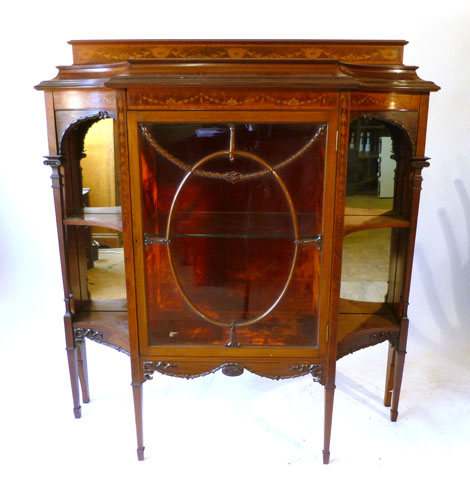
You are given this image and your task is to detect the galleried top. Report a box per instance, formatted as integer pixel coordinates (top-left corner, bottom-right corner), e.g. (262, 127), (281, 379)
(68, 39), (407, 64)
(35, 40), (440, 93)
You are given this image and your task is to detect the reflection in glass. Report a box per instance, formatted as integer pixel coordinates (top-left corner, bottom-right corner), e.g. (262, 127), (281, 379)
(346, 119), (395, 211)
(341, 228), (392, 303)
(87, 246), (126, 301)
(81, 118), (119, 209)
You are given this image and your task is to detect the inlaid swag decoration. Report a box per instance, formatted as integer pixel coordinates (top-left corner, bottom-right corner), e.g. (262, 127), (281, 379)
(140, 123), (325, 182)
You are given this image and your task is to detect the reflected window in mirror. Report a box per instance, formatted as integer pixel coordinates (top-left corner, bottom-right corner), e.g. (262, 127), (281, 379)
(346, 119), (396, 212)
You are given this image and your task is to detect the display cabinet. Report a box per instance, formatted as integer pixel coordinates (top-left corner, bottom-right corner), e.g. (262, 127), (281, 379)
(36, 40), (439, 463)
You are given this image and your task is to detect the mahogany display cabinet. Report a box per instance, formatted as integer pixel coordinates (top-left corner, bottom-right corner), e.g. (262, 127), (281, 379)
(36, 40), (439, 463)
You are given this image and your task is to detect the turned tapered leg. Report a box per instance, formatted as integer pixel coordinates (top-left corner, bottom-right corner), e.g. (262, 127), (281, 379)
(66, 346), (82, 419)
(390, 349), (406, 422)
(384, 342), (396, 407)
(77, 341), (90, 404)
(132, 382), (145, 461)
(323, 385), (336, 464)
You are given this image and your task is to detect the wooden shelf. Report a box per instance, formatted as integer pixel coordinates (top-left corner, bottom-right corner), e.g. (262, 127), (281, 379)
(64, 207), (122, 232)
(337, 311), (399, 342)
(340, 298), (392, 315)
(72, 309), (129, 354)
(344, 209), (409, 235)
(337, 298), (399, 343)
(337, 310), (400, 360)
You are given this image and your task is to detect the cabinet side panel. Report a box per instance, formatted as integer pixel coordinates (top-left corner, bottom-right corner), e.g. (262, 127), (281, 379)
(416, 95), (430, 157)
(44, 92), (58, 154)
(327, 92), (350, 382)
(53, 90), (116, 111)
(398, 94), (431, 316)
(116, 90), (142, 381)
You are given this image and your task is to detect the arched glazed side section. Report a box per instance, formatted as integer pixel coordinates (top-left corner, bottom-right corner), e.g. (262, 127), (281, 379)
(346, 114), (414, 218)
(354, 112), (416, 154)
(342, 115), (415, 311)
(56, 110), (120, 312)
(58, 110), (115, 155)
(58, 111), (116, 216)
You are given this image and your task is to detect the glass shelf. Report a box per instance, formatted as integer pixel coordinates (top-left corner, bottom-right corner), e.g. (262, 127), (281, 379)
(144, 211), (318, 241)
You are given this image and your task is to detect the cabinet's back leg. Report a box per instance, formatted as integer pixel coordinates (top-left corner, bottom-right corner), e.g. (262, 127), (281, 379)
(77, 341), (90, 404)
(323, 384), (335, 464)
(384, 342), (395, 407)
(132, 382), (145, 461)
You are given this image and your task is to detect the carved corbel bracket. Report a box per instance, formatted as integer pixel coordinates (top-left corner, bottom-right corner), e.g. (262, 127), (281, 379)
(410, 156), (431, 191)
(410, 156), (431, 170)
(43, 155), (64, 167)
(43, 155), (65, 190)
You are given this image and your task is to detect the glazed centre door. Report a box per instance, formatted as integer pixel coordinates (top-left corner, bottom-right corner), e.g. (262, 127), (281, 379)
(128, 111), (336, 353)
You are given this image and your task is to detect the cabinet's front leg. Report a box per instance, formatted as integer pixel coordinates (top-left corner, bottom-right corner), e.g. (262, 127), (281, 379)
(132, 382), (145, 460)
(390, 348), (406, 422)
(65, 315), (81, 419)
(390, 319), (408, 422)
(66, 345), (81, 419)
(384, 342), (395, 407)
(77, 340), (90, 404)
(323, 384), (336, 464)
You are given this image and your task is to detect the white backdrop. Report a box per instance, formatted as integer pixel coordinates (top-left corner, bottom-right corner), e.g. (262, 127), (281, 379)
(0, 1), (469, 486)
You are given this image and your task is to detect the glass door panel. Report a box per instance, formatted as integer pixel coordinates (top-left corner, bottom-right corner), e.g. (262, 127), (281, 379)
(139, 122), (327, 348)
